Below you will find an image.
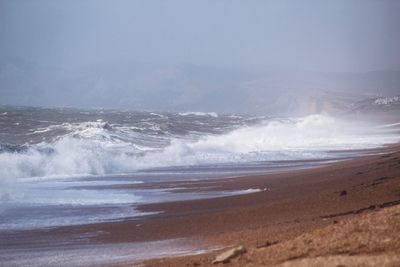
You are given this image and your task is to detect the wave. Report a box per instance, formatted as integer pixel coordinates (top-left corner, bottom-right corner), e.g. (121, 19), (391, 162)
(178, 111), (218, 118)
(0, 114), (399, 182)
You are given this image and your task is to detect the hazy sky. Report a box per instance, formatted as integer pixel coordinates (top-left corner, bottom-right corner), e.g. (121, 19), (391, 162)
(1, 0), (400, 72)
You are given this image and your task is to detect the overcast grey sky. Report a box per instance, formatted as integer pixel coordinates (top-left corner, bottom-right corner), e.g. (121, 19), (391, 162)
(1, 0), (400, 72)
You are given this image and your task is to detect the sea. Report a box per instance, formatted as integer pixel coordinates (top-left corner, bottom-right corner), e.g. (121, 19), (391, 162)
(0, 106), (399, 266)
(0, 106), (400, 267)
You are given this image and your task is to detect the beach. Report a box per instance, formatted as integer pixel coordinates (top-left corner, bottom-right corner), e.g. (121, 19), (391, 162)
(2, 145), (399, 266)
(139, 145), (400, 266)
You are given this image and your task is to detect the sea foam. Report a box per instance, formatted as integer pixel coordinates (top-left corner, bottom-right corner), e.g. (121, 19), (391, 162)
(0, 114), (398, 182)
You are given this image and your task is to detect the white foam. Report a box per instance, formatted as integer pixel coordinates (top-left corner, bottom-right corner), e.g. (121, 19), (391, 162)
(179, 111), (219, 117)
(0, 114), (399, 184)
(232, 188), (263, 194)
(0, 239), (212, 267)
(183, 115), (398, 152)
(0, 205), (152, 230)
(378, 122), (400, 128)
(0, 176), (142, 210)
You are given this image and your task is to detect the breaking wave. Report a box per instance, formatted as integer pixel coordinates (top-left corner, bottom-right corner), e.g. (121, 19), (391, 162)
(178, 111), (219, 117)
(0, 114), (398, 181)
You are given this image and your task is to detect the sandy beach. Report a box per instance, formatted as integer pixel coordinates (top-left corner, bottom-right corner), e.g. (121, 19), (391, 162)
(136, 145), (400, 266)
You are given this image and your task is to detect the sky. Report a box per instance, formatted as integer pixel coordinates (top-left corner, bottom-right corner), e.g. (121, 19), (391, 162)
(1, 0), (400, 72)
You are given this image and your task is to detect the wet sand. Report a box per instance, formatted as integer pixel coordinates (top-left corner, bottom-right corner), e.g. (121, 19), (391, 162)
(2, 145), (400, 266)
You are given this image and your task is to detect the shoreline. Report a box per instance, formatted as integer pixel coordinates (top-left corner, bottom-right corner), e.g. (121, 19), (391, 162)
(1, 144), (400, 266)
(139, 144), (400, 266)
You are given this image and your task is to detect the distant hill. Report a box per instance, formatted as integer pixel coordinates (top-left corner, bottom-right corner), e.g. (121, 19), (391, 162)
(1, 57), (399, 115)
